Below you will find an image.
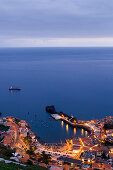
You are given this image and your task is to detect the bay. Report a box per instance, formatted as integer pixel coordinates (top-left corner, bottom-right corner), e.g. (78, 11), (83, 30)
(0, 47), (113, 142)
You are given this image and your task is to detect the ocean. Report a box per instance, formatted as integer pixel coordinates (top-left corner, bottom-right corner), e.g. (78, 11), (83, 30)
(0, 47), (113, 142)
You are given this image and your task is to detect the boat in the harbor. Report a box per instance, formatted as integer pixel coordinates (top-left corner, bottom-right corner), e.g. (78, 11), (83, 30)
(8, 86), (21, 91)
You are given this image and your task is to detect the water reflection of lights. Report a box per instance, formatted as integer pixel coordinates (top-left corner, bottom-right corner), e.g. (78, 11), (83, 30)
(74, 128), (76, 135)
(85, 131), (88, 136)
(81, 129), (84, 136)
(61, 121), (64, 127)
(66, 124), (69, 132)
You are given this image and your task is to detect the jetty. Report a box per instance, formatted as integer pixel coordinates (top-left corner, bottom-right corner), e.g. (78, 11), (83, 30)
(46, 105), (95, 135)
(51, 114), (62, 120)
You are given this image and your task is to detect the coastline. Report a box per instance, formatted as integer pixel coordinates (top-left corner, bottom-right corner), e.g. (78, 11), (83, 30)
(1, 113), (113, 169)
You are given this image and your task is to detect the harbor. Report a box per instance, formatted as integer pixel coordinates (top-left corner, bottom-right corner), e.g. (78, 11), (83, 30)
(1, 114), (113, 169)
(46, 106), (95, 135)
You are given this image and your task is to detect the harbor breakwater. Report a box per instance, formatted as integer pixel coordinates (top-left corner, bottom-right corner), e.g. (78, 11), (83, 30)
(46, 106), (93, 135)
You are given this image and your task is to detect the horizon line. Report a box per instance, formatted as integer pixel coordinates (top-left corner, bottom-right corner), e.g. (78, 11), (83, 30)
(0, 46), (113, 48)
(0, 37), (113, 47)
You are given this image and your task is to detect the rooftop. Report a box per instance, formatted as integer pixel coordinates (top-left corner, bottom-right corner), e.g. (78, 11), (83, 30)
(57, 156), (82, 165)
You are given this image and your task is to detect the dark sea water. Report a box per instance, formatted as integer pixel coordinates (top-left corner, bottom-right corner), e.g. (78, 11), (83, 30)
(0, 47), (113, 143)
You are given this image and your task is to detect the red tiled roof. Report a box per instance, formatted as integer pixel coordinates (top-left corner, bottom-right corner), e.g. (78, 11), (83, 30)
(19, 154), (29, 162)
(51, 166), (63, 170)
(39, 163), (47, 167)
(92, 163), (101, 169)
(20, 120), (26, 123)
(3, 135), (11, 145)
(102, 164), (112, 169)
(6, 122), (12, 126)
(109, 153), (113, 158)
(30, 133), (35, 137)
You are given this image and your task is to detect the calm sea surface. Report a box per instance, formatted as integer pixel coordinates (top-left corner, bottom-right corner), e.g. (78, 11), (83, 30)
(0, 47), (113, 142)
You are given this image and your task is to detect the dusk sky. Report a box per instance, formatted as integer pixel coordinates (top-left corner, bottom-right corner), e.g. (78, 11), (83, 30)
(0, 0), (113, 47)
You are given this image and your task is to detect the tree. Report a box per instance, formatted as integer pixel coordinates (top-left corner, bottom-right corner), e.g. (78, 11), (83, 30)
(26, 147), (35, 156)
(101, 152), (109, 159)
(14, 118), (20, 125)
(0, 143), (13, 158)
(27, 159), (33, 165)
(38, 151), (51, 164)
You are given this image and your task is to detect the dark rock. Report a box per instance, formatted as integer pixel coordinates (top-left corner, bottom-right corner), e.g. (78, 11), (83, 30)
(46, 105), (56, 114)
(104, 123), (113, 130)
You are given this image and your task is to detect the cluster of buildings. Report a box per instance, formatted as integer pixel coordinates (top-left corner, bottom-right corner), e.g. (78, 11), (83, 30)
(0, 116), (38, 163)
(48, 115), (113, 169)
(0, 117), (13, 146)
(1, 115), (113, 169)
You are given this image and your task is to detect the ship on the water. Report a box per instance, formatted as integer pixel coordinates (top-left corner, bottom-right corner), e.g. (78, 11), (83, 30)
(8, 86), (21, 91)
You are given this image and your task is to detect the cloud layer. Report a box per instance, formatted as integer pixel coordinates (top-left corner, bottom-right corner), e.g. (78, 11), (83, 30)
(0, 0), (113, 46)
